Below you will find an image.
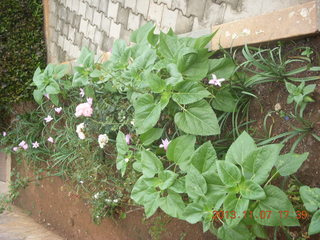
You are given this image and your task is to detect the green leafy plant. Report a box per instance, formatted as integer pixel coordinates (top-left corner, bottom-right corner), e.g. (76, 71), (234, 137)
(122, 131), (309, 240)
(300, 186), (320, 236)
(285, 81), (316, 117)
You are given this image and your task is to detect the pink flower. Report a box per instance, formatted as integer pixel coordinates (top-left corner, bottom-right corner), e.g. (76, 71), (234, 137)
(44, 94), (50, 99)
(18, 141), (28, 150)
(125, 134), (132, 145)
(159, 138), (170, 151)
(55, 107), (62, 114)
(2, 131), (6, 137)
(208, 74), (225, 87)
(87, 97), (93, 105)
(47, 137), (54, 143)
(13, 147), (19, 152)
(75, 102), (93, 117)
(32, 141), (40, 148)
(44, 115), (53, 123)
(80, 88), (85, 98)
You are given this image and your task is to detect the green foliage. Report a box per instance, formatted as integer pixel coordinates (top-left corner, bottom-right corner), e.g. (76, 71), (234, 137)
(0, 0), (46, 106)
(300, 186), (320, 235)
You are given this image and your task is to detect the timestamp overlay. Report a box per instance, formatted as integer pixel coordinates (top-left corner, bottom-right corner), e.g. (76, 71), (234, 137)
(212, 210), (309, 221)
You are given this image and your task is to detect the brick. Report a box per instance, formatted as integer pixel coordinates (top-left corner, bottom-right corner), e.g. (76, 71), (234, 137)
(49, 0), (57, 14)
(175, 10), (193, 34)
(124, 0), (136, 12)
(49, 42), (59, 63)
(88, 41), (98, 53)
(80, 18), (89, 34)
(113, 0), (124, 7)
(223, 0), (263, 23)
(82, 37), (91, 48)
(161, 7), (178, 32)
(79, 1), (87, 17)
(120, 27), (131, 43)
(71, 0), (80, 12)
(100, 15), (111, 34)
(49, 13), (58, 27)
(147, 0), (163, 26)
(66, 9), (75, 24)
(68, 25), (76, 41)
(58, 34), (64, 48)
(74, 31), (83, 46)
(98, 0), (109, 13)
(171, 0), (187, 16)
(94, 29), (104, 47)
(201, 1), (226, 27)
(107, 1), (119, 20)
(212, 1), (318, 50)
(117, 6), (129, 27)
(93, 10), (103, 26)
(86, 23), (96, 39)
(155, 0), (171, 8)
(101, 34), (114, 51)
(62, 22), (69, 36)
(109, 21), (122, 39)
(69, 44), (81, 59)
(66, 0), (72, 9)
(58, 4), (67, 19)
(49, 27), (59, 43)
(85, 5), (95, 22)
(136, 0), (150, 16)
(72, 14), (82, 28)
(139, 15), (149, 27)
(186, 0), (206, 19)
(127, 12), (140, 30)
(92, 0), (101, 8)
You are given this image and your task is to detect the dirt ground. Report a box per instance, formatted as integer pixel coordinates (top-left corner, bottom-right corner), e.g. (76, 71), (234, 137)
(10, 36), (320, 240)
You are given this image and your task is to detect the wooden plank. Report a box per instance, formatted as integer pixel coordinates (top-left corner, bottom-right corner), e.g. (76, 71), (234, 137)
(212, 1), (318, 50)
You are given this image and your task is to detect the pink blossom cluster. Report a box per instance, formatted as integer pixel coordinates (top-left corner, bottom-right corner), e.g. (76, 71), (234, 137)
(75, 98), (93, 117)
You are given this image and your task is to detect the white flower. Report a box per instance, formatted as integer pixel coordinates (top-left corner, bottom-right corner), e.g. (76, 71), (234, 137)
(94, 192), (100, 199)
(55, 107), (62, 114)
(79, 180), (84, 184)
(105, 199), (112, 203)
(80, 88), (85, 98)
(124, 158), (129, 163)
(44, 115), (53, 123)
(208, 74), (225, 87)
(113, 199), (119, 203)
(98, 134), (109, 149)
(130, 119), (135, 126)
(274, 103), (281, 111)
(76, 123), (86, 139)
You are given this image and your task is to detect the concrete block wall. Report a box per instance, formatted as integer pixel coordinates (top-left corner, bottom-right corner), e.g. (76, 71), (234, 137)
(45, 0), (313, 63)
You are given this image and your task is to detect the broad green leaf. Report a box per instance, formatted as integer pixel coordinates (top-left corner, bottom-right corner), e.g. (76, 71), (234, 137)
(77, 47), (92, 65)
(193, 32), (216, 49)
(141, 150), (163, 178)
(130, 22), (154, 43)
(206, 183), (228, 207)
(131, 176), (157, 204)
(33, 90), (43, 105)
(45, 82), (60, 94)
(172, 81), (210, 104)
(159, 32), (179, 60)
(225, 131), (256, 165)
(130, 47), (157, 70)
(251, 224), (268, 239)
(300, 186), (320, 212)
(242, 144), (283, 185)
(177, 47), (198, 72)
(169, 177), (186, 193)
(140, 128), (163, 146)
(275, 152), (309, 176)
(239, 180), (266, 200)
(166, 135), (195, 165)
(50, 94), (59, 106)
(116, 131), (129, 176)
(133, 94), (161, 134)
(309, 209), (320, 235)
(159, 192), (185, 219)
(158, 170), (178, 190)
(53, 64), (67, 79)
(174, 100), (220, 136)
(147, 26), (159, 46)
(182, 58), (209, 81)
(185, 166), (207, 199)
(208, 57), (236, 79)
(223, 194), (249, 226)
(166, 63), (184, 86)
(144, 191), (160, 218)
(211, 88), (238, 112)
(190, 141), (217, 176)
(110, 39), (127, 61)
(253, 185), (299, 226)
(184, 202), (205, 224)
(146, 72), (165, 93)
(217, 223), (253, 240)
(216, 161), (241, 186)
(160, 92), (171, 109)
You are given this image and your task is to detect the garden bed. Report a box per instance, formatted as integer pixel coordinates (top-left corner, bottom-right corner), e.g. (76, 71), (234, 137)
(2, 27), (320, 240)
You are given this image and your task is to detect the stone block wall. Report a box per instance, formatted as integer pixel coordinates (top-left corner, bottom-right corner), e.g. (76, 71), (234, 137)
(45, 0), (313, 63)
